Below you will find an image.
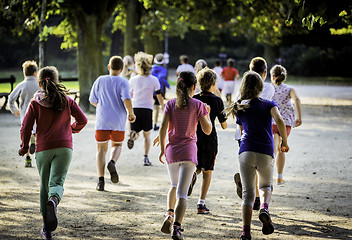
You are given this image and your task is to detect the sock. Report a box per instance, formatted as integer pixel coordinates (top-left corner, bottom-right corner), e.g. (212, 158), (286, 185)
(261, 202), (269, 210)
(167, 208), (174, 213)
(242, 225), (251, 237)
(109, 160), (115, 165)
(278, 174), (283, 179)
(99, 177), (104, 182)
(198, 199), (205, 205)
(174, 221), (181, 227)
(144, 155), (148, 158)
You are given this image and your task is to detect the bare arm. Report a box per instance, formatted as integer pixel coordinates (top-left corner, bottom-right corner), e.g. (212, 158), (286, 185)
(220, 121), (227, 129)
(158, 113), (169, 164)
(290, 88), (302, 127)
(124, 98), (136, 123)
(271, 106), (289, 152)
(90, 102), (97, 107)
(156, 93), (165, 112)
(199, 103), (212, 135)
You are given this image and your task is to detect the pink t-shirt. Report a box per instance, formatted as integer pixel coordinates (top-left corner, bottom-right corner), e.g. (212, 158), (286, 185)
(164, 98), (208, 164)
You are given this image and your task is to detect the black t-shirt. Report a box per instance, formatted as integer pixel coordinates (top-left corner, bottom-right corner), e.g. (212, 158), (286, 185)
(193, 91), (227, 152)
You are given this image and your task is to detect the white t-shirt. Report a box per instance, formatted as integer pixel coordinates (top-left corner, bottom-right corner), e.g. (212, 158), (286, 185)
(213, 66), (224, 89)
(176, 64), (196, 74)
(129, 74), (161, 110)
(261, 82), (275, 100)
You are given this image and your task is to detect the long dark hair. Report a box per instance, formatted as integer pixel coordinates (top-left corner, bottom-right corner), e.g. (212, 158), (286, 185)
(176, 71), (197, 109)
(270, 64), (287, 85)
(223, 71), (263, 118)
(38, 66), (69, 111)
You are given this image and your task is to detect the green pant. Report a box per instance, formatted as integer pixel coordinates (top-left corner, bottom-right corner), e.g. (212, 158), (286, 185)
(36, 147), (72, 217)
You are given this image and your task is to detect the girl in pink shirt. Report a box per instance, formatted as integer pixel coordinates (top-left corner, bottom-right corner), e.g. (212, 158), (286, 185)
(19, 66), (87, 240)
(154, 71), (212, 240)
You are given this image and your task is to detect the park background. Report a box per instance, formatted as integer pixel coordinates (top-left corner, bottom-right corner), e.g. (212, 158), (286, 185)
(0, 1), (352, 240)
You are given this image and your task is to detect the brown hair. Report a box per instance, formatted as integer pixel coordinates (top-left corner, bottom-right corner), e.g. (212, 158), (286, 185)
(176, 71), (197, 109)
(109, 56), (124, 71)
(227, 58), (235, 67)
(38, 66), (69, 111)
(197, 67), (217, 92)
(249, 57), (267, 75)
(179, 55), (189, 64)
(134, 51), (153, 75)
(22, 60), (38, 76)
(270, 64), (287, 85)
(223, 71), (263, 118)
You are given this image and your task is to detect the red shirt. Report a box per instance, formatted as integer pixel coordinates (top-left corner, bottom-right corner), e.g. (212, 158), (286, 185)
(20, 96), (87, 153)
(222, 67), (239, 81)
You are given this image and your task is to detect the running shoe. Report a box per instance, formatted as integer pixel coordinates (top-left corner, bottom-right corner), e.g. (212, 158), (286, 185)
(127, 131), (137, 149)
(259, 208), (274, 235)
(46, 198), (58, 232)
(41, 226), (53, 240)
(197, 204), (210, 214)
(253, 197), (260, 211)
(172, 224), (184, 240)
(96, 180), (105, 191)
(161, 212), (174, 234)
(234, 173), (242, 199)
(240, 235), (251, 240)
(29, 134), (36, 154)
(143, 156), (152, 166)
(25, 156), (32, 168)
(107, 160), (119, 183)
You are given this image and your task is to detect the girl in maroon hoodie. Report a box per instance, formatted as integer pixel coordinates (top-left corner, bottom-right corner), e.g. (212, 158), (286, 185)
(19, 66), (87, 240)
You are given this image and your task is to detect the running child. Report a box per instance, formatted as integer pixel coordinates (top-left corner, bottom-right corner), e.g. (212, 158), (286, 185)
(128, 51), (164, 166)
(176, 55), (196, 76)
(18, 66), (87, 240)
(89, 56), (136, 191)
(121, 55), (136, 80)
(154, 71), (212, 240)
(234, 57), (275, 210)
(9, 60), (41, 167)
(223, 71), (289, 240)
(152, 53), (169, 131)
(187, 68), (228, 214)
(270, 64), (302, 185)
(221, 58), (240, 105)
(213, 59), (224, 93)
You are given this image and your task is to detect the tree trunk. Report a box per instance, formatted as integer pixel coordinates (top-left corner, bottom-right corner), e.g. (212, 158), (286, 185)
(111, 29), (123, 56)
(39, 0), (47, 69)
(124, 0), (142, 56)
(76, 14), (104, 112)
(144, 31), (163, 55)
(264, 44), (279, 68)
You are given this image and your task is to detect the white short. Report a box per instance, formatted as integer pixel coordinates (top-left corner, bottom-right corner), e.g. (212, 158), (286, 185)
(223, 81), (235, 95)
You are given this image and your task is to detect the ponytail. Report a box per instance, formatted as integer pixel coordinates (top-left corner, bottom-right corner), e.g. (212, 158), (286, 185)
(176, 71), (197, 109)
(38, 66), (69, 111)
(270, 64), (287, 85)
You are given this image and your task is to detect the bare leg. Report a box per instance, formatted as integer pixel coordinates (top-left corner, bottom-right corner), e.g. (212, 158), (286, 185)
(242, 206), (253, 228)
(154, 105), (160, 127)
(174, 198), (187, 224)
(274, 134), (286, 177)
(255, 173), (260, 197)
(110, 142), (122, 163)
(143, 131), (151, 156)
(97, 142), (108, 177)
(167, 187), (177, 210)
(200, 170), (212, 200)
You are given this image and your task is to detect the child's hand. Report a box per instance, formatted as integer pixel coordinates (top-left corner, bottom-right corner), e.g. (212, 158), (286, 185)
(18, 148), (27, 156)
(159, 150), (165, 164)
(153, 136), (160, 146)
(128, 113), (136, 123)
(280, 142), (290, 153)
(204, 103), (211, 114)
(294, 118), (302, 127)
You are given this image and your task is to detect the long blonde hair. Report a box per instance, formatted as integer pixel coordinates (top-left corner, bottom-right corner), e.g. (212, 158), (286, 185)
(223, 71), (263, 118)
(176, 71), (197, 109)
(134, 51), (153, 76)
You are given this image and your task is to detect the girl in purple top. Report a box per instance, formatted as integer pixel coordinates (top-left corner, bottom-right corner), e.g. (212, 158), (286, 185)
(270, 65), (302, 185)
(224, 71), (289, 240)
(154, 71), (212, 240)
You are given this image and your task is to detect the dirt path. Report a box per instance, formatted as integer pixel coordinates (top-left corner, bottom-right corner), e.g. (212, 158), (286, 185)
(0, 87), (351, 240)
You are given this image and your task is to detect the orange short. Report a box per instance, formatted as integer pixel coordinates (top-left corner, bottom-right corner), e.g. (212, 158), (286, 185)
(272, 124), (291, 137)
(95, 130), (125, 142)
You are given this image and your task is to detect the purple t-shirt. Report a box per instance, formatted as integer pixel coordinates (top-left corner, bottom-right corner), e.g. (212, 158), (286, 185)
(89, 75), (131, 131)
(164, 98), (208, 164)
(236, 98), (278, 157)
